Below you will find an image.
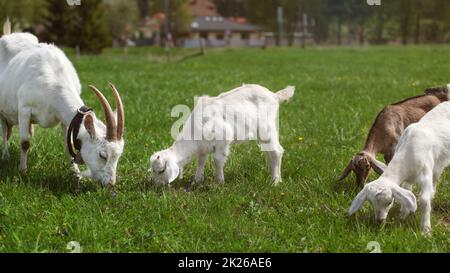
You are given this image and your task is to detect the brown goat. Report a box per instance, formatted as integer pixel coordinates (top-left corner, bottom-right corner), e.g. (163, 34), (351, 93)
(339, 85), (449, 187)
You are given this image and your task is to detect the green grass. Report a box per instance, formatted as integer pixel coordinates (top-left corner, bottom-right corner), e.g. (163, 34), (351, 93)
(0, 46), (450, 253)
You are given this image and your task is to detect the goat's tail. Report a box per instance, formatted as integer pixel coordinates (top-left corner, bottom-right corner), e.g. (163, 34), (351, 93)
(276, 86), (295, 103)
(3, 17), (11, 36)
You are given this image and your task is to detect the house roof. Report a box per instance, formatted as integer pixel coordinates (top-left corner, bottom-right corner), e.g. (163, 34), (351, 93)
(190, 0), (218, 17)
(191, 16), (262, 32)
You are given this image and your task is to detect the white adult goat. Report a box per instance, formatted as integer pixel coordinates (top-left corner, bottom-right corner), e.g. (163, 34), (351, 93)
(150, 84), (295, 186)
(0, 31), (125, 186)
(349, 99), (450, 233)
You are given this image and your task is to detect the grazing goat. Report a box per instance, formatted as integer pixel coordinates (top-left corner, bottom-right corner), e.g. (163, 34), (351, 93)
(0, 31), (125, 186)
(339, 86), (449, 187)
(150, 84), (295, 186)
(349, 100), (450, 234)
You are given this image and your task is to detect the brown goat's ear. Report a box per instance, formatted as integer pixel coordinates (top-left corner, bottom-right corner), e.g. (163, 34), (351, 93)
(84, 114), (96, 140)
(368, 156), (386, 175)
(338, 159), (354, 181)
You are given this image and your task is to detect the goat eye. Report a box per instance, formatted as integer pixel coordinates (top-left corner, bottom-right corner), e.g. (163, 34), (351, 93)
(99, 152), (107, 160)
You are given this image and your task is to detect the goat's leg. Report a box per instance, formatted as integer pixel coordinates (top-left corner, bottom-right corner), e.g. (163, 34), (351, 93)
(419, 182), (434, 234)
(267, 146), (284, 186)
(29, 123), (34, 137)
(18, 109), (32, 172)
(61, 124), (81, 175)
(432, 171), (440, 196)
(179, 167), (184, 179)
(261, 135), (284, 185)
(213, 144), (229, 184)
(0, 117), (11, 161)
(399, 181), (414, 219)
(195, 153), (208, 184)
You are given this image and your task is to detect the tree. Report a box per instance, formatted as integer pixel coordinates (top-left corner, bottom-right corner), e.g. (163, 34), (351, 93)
(326, 0), (350, 45)
(136, 0), (151, 19)
(399, 0), (412, 44)
(347, 0), (373, 46)
(1, 0), (47, 31)
(172, 0), (192, 40)
(46, 0), (111, 53)
(44, 0), (72, 45)
(70, 0), (111, 53)
(214, 0), (247, 17)
(105, 0), (139, 40)
(149, 0), (192, 42)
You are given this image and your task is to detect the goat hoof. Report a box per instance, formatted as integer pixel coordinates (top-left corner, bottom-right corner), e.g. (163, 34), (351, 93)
(421, 226), (432, 236)
(195, 175), (204, 184)
(272, 178), (282, 186)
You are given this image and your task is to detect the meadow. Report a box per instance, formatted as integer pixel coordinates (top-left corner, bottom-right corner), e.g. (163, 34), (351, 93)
(0, 45), (449, 252)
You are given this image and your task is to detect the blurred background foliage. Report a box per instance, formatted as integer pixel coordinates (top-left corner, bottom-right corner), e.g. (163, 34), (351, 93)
(1, 0), (450, 53)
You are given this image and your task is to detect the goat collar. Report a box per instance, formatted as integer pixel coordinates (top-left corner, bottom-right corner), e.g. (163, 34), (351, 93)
(67, 106), (93, 164)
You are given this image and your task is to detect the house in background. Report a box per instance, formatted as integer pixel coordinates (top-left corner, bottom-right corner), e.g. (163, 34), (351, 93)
(133, 0), (265, 48)
(134, 13), (165, 46)
(184, 0), (264, 48)
(184, 16), (264, 48)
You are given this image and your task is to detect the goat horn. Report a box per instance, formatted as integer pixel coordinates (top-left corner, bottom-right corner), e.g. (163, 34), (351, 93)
(88, 85), (117, 141)
(108, 83), (124, 140)
(338, 159), (354, 181)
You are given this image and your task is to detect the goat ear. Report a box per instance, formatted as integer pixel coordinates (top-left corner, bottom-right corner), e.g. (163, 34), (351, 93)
(84, 114), (96, 140)
(349, 187), (367, 216)
(166, 159), (180, 184)
(338, 159), (354, 181)
(368, 156), (387, 175)
(392, 185), (417, 213)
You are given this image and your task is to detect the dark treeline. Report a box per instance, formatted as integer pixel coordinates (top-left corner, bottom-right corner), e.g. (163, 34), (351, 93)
(214, 0), (450, 45)
(1, 0), (450, 53)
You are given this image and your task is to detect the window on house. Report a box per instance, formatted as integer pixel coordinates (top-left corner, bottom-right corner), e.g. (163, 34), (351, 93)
(200, 32), (208, 39)
(241, 32), (250, 40)
(216, 34), (224, 40)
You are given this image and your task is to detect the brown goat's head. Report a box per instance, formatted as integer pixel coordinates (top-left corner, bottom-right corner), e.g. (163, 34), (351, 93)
(425, 85), (449, 101)
(338, 153), (385, 187)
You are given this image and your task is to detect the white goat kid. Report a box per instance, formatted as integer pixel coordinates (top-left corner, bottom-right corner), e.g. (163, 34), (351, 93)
(349, 101), (450, 234)
(150, 84), (295, 186)
(0, 34), (125, 186)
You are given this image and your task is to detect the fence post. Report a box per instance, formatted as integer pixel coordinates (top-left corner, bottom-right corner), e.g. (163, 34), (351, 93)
(200, 38), (206, 56)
